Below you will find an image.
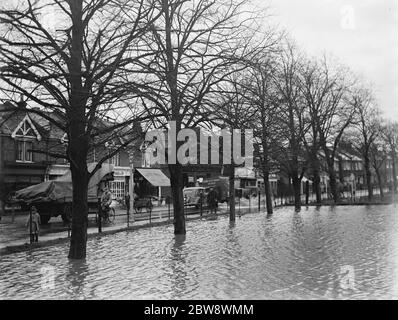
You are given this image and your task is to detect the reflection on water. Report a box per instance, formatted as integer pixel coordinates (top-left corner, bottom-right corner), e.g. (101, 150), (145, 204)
(65, 260), (89, 299)
(1, 205), (398, 300)
(169, 235), (188, 299)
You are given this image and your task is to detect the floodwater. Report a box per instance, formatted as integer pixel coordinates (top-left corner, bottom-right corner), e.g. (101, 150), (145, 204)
(1, 205), (398, 300)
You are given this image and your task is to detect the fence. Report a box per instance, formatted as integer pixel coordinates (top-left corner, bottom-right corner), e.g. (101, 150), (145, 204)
(3, 187), (394, 246)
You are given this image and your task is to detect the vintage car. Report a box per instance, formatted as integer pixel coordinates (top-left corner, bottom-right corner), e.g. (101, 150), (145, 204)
(15, 163), (114, 224)
(183, 187), (208, 208)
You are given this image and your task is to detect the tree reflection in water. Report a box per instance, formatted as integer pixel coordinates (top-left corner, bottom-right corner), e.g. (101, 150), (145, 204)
(169, 234), (188, 298)
(65, 259), (90, 298)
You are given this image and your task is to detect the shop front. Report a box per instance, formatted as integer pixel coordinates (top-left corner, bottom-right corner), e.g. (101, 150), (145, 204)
(134, 168), (171, 201)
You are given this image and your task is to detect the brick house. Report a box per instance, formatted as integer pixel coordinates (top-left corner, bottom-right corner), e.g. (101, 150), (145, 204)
(0, 101), (142, 211)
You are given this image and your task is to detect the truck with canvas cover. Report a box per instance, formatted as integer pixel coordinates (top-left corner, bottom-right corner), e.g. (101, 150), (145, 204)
(15, 163), (114, 224)
(201, 176), (229, 203)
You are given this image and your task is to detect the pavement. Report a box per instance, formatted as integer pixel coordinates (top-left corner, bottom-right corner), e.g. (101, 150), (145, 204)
(1, 193), (396, 255)
(0, 199), (260, 254)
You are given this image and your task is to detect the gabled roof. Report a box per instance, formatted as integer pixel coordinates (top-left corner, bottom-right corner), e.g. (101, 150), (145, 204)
(11, 114), (42, 141)
(0, 102), (64, 140)
(1, 101), (142, 147)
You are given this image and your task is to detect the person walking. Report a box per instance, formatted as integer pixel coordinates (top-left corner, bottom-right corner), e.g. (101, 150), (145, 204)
(26, 206), (41, 242)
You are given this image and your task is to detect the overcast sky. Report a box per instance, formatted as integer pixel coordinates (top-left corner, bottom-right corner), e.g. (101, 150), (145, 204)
(259, 0), (398, 121)
(2, 0), (397, 122)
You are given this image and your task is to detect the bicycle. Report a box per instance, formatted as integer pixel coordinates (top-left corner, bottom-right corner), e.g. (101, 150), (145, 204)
(102, 206), (116, 223)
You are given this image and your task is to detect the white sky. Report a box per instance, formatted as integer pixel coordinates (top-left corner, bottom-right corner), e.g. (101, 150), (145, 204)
(2, 0), (397, 122)
(258, 0), (398, 121)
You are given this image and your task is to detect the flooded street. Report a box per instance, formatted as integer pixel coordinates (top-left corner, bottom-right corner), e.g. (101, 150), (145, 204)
(1, 205), (398, 300)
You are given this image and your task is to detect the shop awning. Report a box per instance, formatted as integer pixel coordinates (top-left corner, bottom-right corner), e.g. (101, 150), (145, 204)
(136, 168), (170, 187)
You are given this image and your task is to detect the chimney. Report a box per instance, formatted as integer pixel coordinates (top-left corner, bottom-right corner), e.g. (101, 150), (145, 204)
(17, 94), (27, 109)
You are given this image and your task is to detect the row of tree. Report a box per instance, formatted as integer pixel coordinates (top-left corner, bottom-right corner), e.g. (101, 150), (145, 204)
(1, 0), (397, 259)
(215, 42), (398, 216)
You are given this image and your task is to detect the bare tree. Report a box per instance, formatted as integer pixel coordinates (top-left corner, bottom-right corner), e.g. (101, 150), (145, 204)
(136, 0), (262, 234)
(350, 87), (380, 201)
(0, 0), (160, 259)
(299, 57), (334, 203)
(212, 70), (258, 221)
(370, 133), (388, 199)
(271, 41), (308, 210)
(244, 53), (281, 214)
(304, 58), (355, 203)
(383, 121), (398, 193)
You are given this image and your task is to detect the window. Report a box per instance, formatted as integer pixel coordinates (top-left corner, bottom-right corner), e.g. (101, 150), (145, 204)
(109, 152), (120, 166)
(109, 181), (125, 200)
(16, 140), (33, 162)
(14, 120), (36, 138)
(12, 115), (41, 163)
(12, 115), (41, 141)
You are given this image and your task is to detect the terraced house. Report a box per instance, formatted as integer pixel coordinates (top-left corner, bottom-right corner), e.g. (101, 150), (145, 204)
(0, 101), (142, 213)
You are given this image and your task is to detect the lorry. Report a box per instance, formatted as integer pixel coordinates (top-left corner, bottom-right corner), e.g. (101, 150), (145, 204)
(14, 163), (114, 224)
(202, 176), (259, 201)
(201, 176), (229, 202)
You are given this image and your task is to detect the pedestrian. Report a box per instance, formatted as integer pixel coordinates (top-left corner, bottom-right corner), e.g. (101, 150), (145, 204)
(207, 187), (218, 215)
(26, 206), (41, 243)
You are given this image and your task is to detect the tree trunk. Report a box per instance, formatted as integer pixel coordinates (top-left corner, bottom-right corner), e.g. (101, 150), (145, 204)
(313, 171), (321, 203)
(311, 155), (322, 203)
(68, 165), (89, 260)
(0, 135), (5, 217)
(329, 168), (340, 203)
(392, 153), (397, 194)
(229, 164), (235, 221)
(68, 131), (89, 259)
(338, 156), (344, 183)
(169, 163), (185, 235)
(375, 168), (384, 200)
(263, 171), (273, 215)
(364, 156), (373, 201)
(67, 0), (89, 260)
(292, 176), (301, 211)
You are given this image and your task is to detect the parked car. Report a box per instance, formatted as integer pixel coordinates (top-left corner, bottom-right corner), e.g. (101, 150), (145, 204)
(236, 186), (259, 199)
(183, 187), (207, 208)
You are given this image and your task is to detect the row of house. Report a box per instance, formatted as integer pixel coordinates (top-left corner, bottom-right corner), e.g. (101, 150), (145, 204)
(0, 102), (143, 204)
(1, 101), (397, 209)
(271, 146), (396, 198)
(0, 102), (226, 207)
